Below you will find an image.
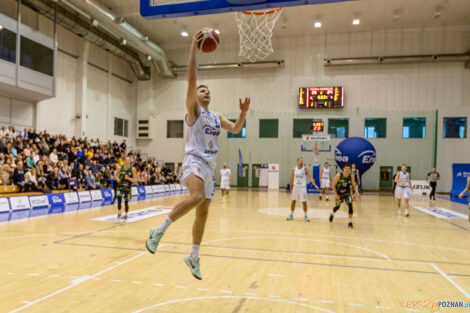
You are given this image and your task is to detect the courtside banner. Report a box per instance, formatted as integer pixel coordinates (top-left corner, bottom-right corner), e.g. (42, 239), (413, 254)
(451, 163), (470, 197)
(0, 198), (10, 212)
(164, 185), (171, 192)
(29, 195), (49, 208)
(175, 184), (182, 191)
(78, 191), (92, 202)
(152, 185), (160, 193)
(411, 180), (431, 196)
(145, 186), (153, 194)
(90, 190), (103, 201)
(170, 184), (176, 191)
(131, 187), (139, 196)
(64, 192), (79, 204)
(101, 189), (113, 201)
(10, 196), (31, 211)
(414, 206), (467, 219)
(92, 206), (172, 223)
(47, 193), (65, 207)
(137, 186), (146, 196)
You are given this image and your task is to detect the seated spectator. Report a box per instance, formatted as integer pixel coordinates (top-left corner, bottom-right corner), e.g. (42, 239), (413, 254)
(25, 168), (41, 192)
(13, 161), (25, 192)
(85, 170), (101, 190)
(45, 168), (59, 191)
(1, 157), (13, 185)
(58, 166), (70, 189)
(49, 148), (58, 164)
(73, 163), (86, 188)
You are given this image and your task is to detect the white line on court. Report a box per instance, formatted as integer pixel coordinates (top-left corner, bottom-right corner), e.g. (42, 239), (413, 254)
(430, 263), (470, 299)
(268, 295), (281, 299)
(21, 302), (31, 304)
(175, 286), (187, 289)
(111, 279), (122, 282)
(197, 288), (209, 291)
(131, 281), (144, 284)
(8, 251), (146, 313)
(320, 300), (335, 304)
(294, 298), (307, 301)
(91, 277), (102, 281)
(220, 290), (232, 294)
(27, 273), (39, 276)
(132, 296), (336, 313)
(348, 303), (362, 306)
(201, 236), (391, 260)
(152, 283), (165, 287)
(268, 274), (284, 277)
(48, 274), (59, 278)
(376, 306), (390, 309)
(7, 273), (18, 275)
(245, 292), (257, 296)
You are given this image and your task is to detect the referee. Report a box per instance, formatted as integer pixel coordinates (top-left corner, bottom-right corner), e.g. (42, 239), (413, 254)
(426, 168), (440, 202)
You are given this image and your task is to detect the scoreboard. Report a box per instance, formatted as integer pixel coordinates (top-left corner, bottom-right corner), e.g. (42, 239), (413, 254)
(299, 86), (344, 109)
(311, 120), (324, 132)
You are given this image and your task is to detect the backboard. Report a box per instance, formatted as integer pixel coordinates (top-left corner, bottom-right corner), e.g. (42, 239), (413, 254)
(141, 0), (355, 19)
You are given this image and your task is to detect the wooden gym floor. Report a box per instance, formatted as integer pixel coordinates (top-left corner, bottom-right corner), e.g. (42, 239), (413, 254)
(1, 190), (469, 313)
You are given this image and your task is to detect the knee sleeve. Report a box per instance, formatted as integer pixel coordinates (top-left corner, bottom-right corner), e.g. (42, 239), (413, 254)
(333, 205), (340, 213)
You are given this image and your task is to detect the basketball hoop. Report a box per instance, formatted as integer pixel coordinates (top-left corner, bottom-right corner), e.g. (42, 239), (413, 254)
(235, 8), (282, 62)
(313, 145), (320, 166)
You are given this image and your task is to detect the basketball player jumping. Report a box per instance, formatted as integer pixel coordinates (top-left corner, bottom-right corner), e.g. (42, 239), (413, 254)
(220, 163), (231, 202)
(329, 163), (360, 228)
(320, 162), (332, 201)
(458, 176), (470, 227)
(395, 164), (413, 217)
(287, 157), (319, 222)
(145, 30), (250, 280)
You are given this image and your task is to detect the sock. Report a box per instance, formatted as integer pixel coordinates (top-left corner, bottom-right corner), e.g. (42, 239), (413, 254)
(326, 195), (329, 199)
(349, 218), (352, 223)
(156, 216), (173, 233)
(304, 212), (308, 217)
(191, 244), (200, 259)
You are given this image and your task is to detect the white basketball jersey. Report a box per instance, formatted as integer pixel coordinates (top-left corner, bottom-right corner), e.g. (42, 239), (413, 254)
(294, 166), (307, 187)
(185, 107), (221, 170)
(220, 168), (231, 180)
(397, 172), (410, 187)
(322, 167), (330, 180)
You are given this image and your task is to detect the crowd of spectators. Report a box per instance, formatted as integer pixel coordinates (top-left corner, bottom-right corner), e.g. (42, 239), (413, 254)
(0, 126), (180, 193)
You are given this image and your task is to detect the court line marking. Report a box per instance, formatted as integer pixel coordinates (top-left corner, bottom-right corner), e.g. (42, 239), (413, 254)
(175, 285), (187, 289)
(268, 295), (281, 299)
(8, 272), (18, 275)
(320, 300), (335, 304)
(430, 263), (470, 299)
(220, 290), (232, 294)
(201, 236), (391, 260)
(294, 298), (308, 301)
(27, 273), (39, 276)
(268, 274), (284, 277)
(348, 303), (362, 306)
(7, 252), (146, 313)
(197, 288), (209, 291)
(245, 292), (257, 296)
(376, 306), (390, 309)
(131, 281), (143, 284)
(153, 283), (165, 287)
(132, 296), (336, 313)
(48, 274), (59, 278)
(111, 279), (122, 282)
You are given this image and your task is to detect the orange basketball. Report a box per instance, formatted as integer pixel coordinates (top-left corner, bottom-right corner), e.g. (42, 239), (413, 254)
(197, 28), (220, 53)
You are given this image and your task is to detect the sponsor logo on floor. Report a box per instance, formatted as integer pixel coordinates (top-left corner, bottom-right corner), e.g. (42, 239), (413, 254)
(92, 206), (172, 223)
(414, 206), (467, 219)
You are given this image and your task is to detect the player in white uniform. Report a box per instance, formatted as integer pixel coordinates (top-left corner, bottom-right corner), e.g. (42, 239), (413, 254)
(320, 162), (332, 201)
(287, 158), (319, 222)
(395, 164), (413, 217)
(220, 163), (231, 202)
(146, 30), (250, 280)
(458, 177), (470, 227)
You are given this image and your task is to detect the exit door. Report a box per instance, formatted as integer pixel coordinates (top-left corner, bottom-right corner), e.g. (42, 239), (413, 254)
(380, 166), (393, 190)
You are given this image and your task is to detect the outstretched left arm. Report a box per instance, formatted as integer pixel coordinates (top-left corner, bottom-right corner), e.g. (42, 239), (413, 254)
(218, 97), (250, 134)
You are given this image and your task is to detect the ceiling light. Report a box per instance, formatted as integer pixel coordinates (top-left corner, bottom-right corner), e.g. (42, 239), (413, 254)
(147, 55), (152, 61)
(181, 31), (189, 37)
(352, 18), (360, 25)
(0, 25), (3, 31)
(314, 21), (321, 28)
(91, 19), (99, 27)
(215, 29), (220, 35)
(120, 39), (127, 46)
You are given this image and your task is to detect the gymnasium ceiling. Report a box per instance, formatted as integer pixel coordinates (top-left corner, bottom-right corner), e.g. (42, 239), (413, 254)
(94, 0), (470, 50)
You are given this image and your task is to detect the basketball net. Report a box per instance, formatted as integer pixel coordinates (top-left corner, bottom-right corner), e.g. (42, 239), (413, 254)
(313, 145), (320, 166)
(235, 8), (282, 62)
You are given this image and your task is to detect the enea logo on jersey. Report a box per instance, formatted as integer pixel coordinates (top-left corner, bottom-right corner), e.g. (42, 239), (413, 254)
(358, 150), (376, 164)
(203, 125), (220, 136)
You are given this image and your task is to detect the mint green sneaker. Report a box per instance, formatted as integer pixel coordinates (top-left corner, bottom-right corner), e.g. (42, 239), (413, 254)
(286, 214), (293, 221)
(184, 255), (202, 280)
(304, 216), (310, 222)
(145, 228), (164, 254)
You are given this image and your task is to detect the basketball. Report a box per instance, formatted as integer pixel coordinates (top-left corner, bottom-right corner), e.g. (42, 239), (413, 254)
(197, 28), (220, 53)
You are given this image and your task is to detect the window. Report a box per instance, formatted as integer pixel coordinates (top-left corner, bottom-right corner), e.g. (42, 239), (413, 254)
(20, 36), (53, 76)
(0, 27), (16, 63)
(293, 119), (313, 138)
(328, 118), (349, 138)
(259, 119), (278, 138)
(364, 118), (386, 138)
(403, 118), (426, 138)
(114, 118), (129, 137)
(167, 120), (184, 138)
(228, 119), (246, 138)
(443, 117), (467, 139)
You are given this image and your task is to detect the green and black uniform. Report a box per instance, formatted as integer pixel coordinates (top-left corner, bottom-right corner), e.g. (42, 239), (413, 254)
(117, 165), (133, 213)
(333, 173), (354, 214)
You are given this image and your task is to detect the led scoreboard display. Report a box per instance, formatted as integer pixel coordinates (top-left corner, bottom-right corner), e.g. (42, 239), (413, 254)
(299, 86), (345, 109)
(311, 120), (324, 132)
